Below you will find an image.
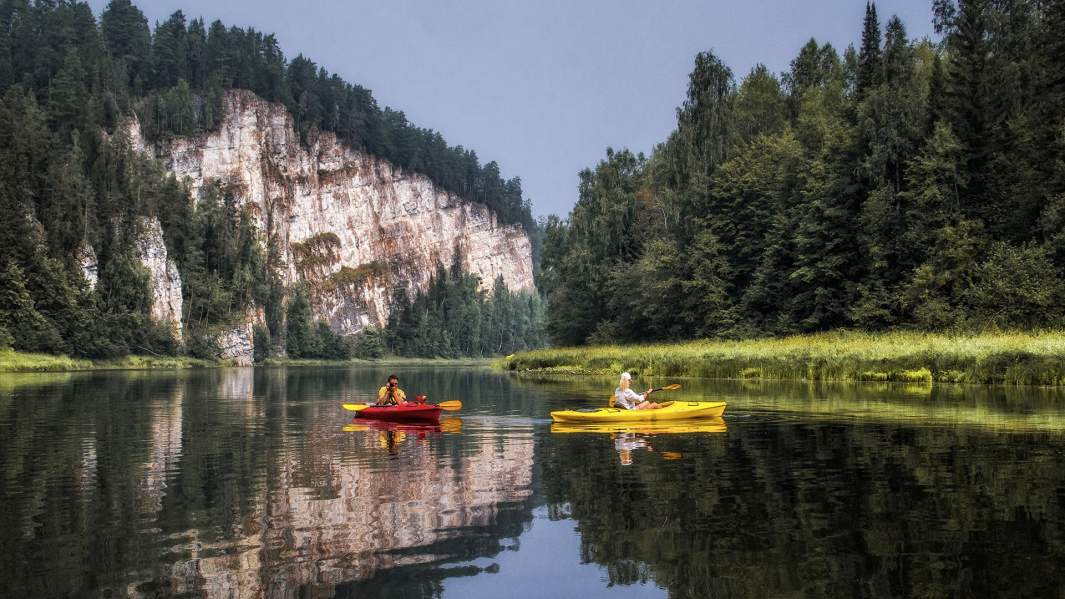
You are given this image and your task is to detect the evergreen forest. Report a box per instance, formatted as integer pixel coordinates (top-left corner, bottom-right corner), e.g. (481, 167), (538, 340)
(541, 0), (1065, 345)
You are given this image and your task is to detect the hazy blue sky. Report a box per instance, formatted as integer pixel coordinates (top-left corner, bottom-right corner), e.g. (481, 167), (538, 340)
(88, 1), (937, 217)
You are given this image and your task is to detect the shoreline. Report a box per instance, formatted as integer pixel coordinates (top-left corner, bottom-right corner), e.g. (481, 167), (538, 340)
(0, 350), (491, 373)
(497, 331), (1065, 386)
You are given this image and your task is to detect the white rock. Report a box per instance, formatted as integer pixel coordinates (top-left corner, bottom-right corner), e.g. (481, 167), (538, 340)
(216, 321), (254, 366)
(135, 217), (184, 344)
(77, 243), (98, 290)
(150, 90), (535, 334)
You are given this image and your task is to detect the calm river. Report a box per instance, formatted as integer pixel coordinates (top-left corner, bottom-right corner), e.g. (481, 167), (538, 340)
(2, 366), (1065, 598)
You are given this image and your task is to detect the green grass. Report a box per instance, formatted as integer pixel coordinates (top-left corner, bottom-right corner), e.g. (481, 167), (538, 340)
(258, 356), (491, 368)
(0, 350), (493, 372)
(498, 330), (1065, 386)
(0, 350), (217, 372)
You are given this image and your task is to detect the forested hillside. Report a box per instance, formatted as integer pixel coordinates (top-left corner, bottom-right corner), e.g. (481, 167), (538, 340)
(542, 0), (1065, 345)
(0, 0), (540, 359)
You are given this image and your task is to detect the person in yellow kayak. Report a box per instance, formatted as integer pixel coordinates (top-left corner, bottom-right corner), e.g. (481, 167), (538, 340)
(376, 374), (407, 406)
(614, 371), (661, 410)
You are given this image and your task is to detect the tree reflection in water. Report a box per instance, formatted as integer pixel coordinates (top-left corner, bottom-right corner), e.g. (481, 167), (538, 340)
(3, 369), (1065, 598)
(540, 413), (1065, 598)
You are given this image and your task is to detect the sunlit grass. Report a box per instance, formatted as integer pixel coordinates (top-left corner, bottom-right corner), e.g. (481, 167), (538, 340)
(499, 330), (1065, 385)
(0, 350), (494, 372)
(0, 350), (215, 372)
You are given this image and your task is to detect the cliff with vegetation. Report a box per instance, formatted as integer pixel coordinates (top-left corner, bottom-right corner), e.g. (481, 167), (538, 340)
(0, 0), (544, 365)
(146, 90), (534, 334)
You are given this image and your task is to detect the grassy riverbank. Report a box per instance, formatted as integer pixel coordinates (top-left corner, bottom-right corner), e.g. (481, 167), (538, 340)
(0, 350), (219, 372)
(0, 350), (492, 373)
(499, 331), (1065, 385)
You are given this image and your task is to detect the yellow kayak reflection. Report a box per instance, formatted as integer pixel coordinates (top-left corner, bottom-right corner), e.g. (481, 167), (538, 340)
(552, 418), (726, 466)
(549, 417), (727, 435)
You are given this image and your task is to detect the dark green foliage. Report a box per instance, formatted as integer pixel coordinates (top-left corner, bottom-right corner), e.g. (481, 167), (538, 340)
(857, 2), (882, 97)
(543, 2), (1065, 345)
(0, 261), (62, 353)
(285, 286), (318, 359)
(165, 182), (270, 336)
(387, 268), (545, 358)
(282, 286), (352, 360)
(252, 325), (270, 363)
(351, 326), (385, 359)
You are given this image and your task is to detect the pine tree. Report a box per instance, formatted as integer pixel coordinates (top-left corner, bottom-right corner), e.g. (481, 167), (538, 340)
(151, 11), (188, 88)
(857, 2), (882, 98)
(100, 0), (151, 93)
(0, 260), (63, 352)
(285, 286), (316, 358)
(48, 48), (88, 136)
(943, 0), (991, 218)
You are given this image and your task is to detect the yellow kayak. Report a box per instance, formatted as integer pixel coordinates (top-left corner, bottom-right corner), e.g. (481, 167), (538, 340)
(550, 417), (727, 435)
(549, 401), (726, 423)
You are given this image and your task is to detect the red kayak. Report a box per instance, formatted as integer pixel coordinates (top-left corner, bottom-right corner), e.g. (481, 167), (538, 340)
(355, 402), (442, 423)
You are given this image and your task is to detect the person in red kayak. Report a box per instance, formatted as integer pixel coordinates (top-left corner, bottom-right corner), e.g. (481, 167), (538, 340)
(376, 374), (407, 406)
(614, 371), (661, 410)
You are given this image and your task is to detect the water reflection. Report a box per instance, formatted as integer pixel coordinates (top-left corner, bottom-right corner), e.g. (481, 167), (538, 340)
(3, 369), (1065, 598)
(0, 367), (537, 598)
(551, 419), (728, 466)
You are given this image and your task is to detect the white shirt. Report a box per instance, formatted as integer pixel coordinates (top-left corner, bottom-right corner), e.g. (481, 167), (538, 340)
(614, 387), (645, 410)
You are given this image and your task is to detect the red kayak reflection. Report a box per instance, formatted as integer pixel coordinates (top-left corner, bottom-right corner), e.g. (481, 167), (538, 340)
(343, 417), (463, 454)
(342, 417), (463, 435)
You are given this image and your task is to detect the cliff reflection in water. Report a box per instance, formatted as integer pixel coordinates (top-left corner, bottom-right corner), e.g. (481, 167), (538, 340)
(0, 368), (535, 598)
(6, 369), (1065, 598)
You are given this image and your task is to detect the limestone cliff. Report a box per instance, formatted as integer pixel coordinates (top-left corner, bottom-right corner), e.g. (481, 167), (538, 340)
(143, 90), (535, 335)
(135, 217), (184, 343)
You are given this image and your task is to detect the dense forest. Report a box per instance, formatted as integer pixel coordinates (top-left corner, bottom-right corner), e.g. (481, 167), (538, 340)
(542, 0), (1065, 345)
(385, 261), (546, 358)
(0, 0), (541, 359)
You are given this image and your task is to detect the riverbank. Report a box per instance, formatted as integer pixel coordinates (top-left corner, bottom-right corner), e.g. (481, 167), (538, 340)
(499, 331), (1065, 385)
(0, 351), (222, 372)
(0, 350), (492, 373)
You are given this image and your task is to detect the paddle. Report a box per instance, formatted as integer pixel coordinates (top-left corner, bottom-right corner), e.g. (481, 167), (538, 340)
(647, 383), (682, 396)
(342, 400), (462, 412)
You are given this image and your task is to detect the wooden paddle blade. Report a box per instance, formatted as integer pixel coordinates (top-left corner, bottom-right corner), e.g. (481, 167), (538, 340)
(437, 400), (462, 411)
(662, 384), (682, 391)
(342, 403), (370, 411)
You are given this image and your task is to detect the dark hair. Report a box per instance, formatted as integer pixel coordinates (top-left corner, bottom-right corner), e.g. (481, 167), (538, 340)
(388, 374), (398, 382)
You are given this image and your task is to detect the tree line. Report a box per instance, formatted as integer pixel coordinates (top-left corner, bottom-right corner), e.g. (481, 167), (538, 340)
(108, 0), (535, 234)
(0, 0), (540, 359)
(386, 260), (546, 358)
(541, 0), (1065, 346)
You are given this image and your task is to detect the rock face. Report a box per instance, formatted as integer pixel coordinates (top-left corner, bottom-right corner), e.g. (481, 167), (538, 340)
(216, 321), (254, 366)
(77, 243), (98, 290)
(148, 90), (535, 334)
(135, 217), (184, 343)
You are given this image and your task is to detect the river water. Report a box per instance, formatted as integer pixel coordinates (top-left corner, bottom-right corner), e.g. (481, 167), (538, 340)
(2, 366), (1064, 598)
